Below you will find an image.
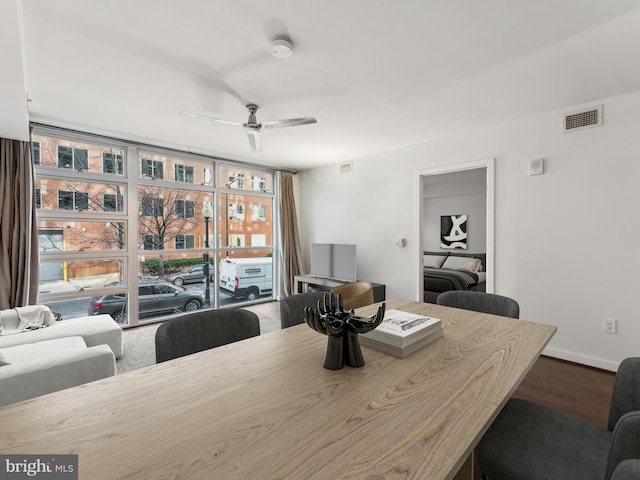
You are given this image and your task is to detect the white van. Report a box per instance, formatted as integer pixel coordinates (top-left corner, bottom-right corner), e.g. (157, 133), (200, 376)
(219, 257), (273, 301)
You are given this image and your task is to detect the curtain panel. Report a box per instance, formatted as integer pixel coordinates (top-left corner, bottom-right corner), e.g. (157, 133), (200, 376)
(0, 137), (39, 309)
(279, 172), (303, 297)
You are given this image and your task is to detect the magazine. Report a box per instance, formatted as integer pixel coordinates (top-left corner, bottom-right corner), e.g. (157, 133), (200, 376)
(361, 309), (442, 348)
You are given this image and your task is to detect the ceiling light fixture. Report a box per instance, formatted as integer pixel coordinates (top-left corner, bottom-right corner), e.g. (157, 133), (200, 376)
(271, 36), (294, 59)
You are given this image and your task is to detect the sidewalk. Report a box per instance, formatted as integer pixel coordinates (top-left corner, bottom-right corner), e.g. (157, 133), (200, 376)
(39, 273), (120, 295)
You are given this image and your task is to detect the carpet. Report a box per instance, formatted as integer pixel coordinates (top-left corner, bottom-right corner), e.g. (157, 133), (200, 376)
(116, 312), (281, 374)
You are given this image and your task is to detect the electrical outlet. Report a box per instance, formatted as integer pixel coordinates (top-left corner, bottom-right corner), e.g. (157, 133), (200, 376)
(602, 318), (617, 334)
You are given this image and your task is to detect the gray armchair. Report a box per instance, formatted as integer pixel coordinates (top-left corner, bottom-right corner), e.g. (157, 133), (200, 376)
(476, 357), (640, 480)
(279, 291), (327, 329)
(436, 290), (520, 318)
(155, 308), (260, 363)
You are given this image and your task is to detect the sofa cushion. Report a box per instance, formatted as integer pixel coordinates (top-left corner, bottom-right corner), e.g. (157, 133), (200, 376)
(0, 352), (8, 366)
(0, 336), (87, 364)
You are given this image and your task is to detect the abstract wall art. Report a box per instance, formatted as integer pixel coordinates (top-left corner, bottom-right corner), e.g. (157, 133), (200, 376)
(441, 214), (468, 249)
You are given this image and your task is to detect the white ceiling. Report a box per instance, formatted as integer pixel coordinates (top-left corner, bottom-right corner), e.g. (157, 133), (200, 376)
(5, 0), (640, 170)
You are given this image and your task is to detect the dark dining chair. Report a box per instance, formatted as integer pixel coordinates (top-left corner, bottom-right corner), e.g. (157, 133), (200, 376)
(279, 291), (327, 329)
(476, 357), (640, 480)
(436, 290), (520, 318)
(155, 308), (260, 363)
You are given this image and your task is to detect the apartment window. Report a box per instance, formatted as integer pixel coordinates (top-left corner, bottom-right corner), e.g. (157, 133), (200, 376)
(228, 173), (244, 189)
(103, 193), (123, 212)
(32, 141), (41, 165)
(251, 204), (266, 221)
(174, 165), (194, 183)
(103, 153), (123, 175)
(228, 203), (244, 221)
(57, 146), (88, 170)
(35, 188), (42, 209)
(141, 195), (164, 217)
(142, 159), (164, 179)
(58, 190), (89, 211)
(175, 234), (195, 250)
(251, 176), (266, 192)
(203, 168), (212, 186)
(175, 199), (195, 218)
(142, 234), (163, 250)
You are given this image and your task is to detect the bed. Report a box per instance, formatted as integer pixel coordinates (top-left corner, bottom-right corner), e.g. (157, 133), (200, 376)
(423, 251), (486, 304)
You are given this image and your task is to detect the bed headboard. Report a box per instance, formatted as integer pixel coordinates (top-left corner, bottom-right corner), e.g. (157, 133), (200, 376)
(423, 251), (486, 272)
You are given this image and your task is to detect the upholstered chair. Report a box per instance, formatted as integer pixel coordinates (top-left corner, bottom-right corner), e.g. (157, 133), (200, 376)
(476, 357), (640, 480)
(155, 308), (260, 363)
(331, 281), (374, 310)
(436, 290), (520, 319)
(279, 291), (327, 329)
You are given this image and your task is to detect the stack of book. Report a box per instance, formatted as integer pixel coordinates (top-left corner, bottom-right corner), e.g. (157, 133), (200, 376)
(359, 309), (443, 358)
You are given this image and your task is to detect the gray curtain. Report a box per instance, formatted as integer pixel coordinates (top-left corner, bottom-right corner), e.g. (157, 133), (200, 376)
(279, 172), (303, 297)
(0, 137), (39, 309)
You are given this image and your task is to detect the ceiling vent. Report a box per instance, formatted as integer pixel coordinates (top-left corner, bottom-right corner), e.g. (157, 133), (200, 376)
(562, 105), (603, 133)
(340, 162), (353, 174)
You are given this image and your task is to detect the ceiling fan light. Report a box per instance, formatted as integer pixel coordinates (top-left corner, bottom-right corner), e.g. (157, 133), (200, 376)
(271, 37), (294, 59)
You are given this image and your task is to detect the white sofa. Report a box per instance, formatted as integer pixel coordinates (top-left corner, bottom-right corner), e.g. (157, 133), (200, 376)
(0, 336), (116, 407)
(0, 308), (123, 359)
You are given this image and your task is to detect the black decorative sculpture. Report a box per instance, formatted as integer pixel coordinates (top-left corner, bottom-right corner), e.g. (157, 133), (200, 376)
(304, 293), (386, 370)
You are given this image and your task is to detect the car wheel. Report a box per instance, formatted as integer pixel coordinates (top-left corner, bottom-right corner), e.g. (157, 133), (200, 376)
(184, 300), (201, 311)
(113, 311), (127, 324)
(246, 289), (259, 301)
(174, 277), (184, 286)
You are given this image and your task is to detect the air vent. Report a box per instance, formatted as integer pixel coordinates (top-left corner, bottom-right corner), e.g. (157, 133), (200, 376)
(562, 105), (603, 133)
(340, 162), (353, 174)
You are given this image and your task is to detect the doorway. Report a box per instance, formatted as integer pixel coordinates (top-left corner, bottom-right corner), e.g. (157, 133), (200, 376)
(416, 158), (495, 301)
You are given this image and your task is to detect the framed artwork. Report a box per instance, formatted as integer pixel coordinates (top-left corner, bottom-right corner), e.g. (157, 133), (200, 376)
(440, 214), (467, 249)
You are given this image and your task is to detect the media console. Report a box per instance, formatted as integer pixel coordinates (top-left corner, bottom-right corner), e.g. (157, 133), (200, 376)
(294, 275), (386, 303)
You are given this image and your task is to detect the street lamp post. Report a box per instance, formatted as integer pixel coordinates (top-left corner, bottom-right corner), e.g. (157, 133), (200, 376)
(202, 201), (213, 306)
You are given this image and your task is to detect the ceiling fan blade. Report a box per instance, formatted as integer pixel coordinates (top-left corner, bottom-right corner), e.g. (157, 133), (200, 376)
(246, 132), (261, 152)
(261, 117), (317, 129)
(180, 111), (243, 127)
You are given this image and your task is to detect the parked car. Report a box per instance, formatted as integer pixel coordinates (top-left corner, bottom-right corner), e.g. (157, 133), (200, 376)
(88, 281), (205, 324)
(166, 264), (214, 286)
(219, 257), (272, 301)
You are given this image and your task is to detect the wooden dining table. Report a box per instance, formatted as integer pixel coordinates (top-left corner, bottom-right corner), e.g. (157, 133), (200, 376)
(0, 299), (556, 479)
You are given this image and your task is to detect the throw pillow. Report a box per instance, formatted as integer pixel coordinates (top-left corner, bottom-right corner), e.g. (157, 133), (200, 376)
(442, 256), (481, 273)
(423, 255), (447, 268)
(0, 351), (9, 366)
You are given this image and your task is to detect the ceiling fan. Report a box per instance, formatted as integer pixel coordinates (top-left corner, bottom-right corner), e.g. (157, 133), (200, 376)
(181, 104), (317, 152)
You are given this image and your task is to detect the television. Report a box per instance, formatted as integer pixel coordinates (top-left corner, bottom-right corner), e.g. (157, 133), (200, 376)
(311, 243), (357, 281)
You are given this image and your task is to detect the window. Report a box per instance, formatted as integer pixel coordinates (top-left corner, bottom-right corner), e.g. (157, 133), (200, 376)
(32, 141), (40, 165)
(174, 165), (194, 183)
(251, 176), (266, 192)
(175, 234), (195, 249)
(142, 234), (163, 250)
(58, 190), (89, 211)
(228, 203), (244, 221)
(175, 199), (195, 218)
(141, 195), (164, 217)
(57, 146), (88, 170)
(142, 159), (164, 179)
(251, 205), (266, 221)
(103, 193), (123, 212)
(228, 234), (245, 247)
(103, 153), (123, 175)
(228, 173), (244, 189)
(203, 168), (212, 186)
(35, 188), (41, 209)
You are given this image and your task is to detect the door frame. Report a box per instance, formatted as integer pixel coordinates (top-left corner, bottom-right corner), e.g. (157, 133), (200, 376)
(415, 158), (495, 301)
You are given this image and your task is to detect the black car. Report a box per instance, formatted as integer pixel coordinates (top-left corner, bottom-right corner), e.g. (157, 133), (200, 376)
(166, 264), (214, 286)
(89, 281), (204, 324)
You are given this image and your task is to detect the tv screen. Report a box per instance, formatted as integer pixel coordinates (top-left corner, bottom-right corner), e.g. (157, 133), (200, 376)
(311, 243), (357, 281)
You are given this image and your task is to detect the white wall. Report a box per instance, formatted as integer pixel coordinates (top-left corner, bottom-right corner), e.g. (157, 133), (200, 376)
(299, 90), (640, 371)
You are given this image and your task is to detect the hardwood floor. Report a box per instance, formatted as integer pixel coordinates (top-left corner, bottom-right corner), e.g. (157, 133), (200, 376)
(246, 301), (618, 479)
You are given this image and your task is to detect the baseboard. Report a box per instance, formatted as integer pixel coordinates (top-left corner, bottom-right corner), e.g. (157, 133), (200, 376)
(543, 347), (619, 372)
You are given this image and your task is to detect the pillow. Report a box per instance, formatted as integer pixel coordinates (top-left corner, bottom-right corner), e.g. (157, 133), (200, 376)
(423, 255), (447, 268)
(442, 256), (481, 273)
(0, 351), (9, 366)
